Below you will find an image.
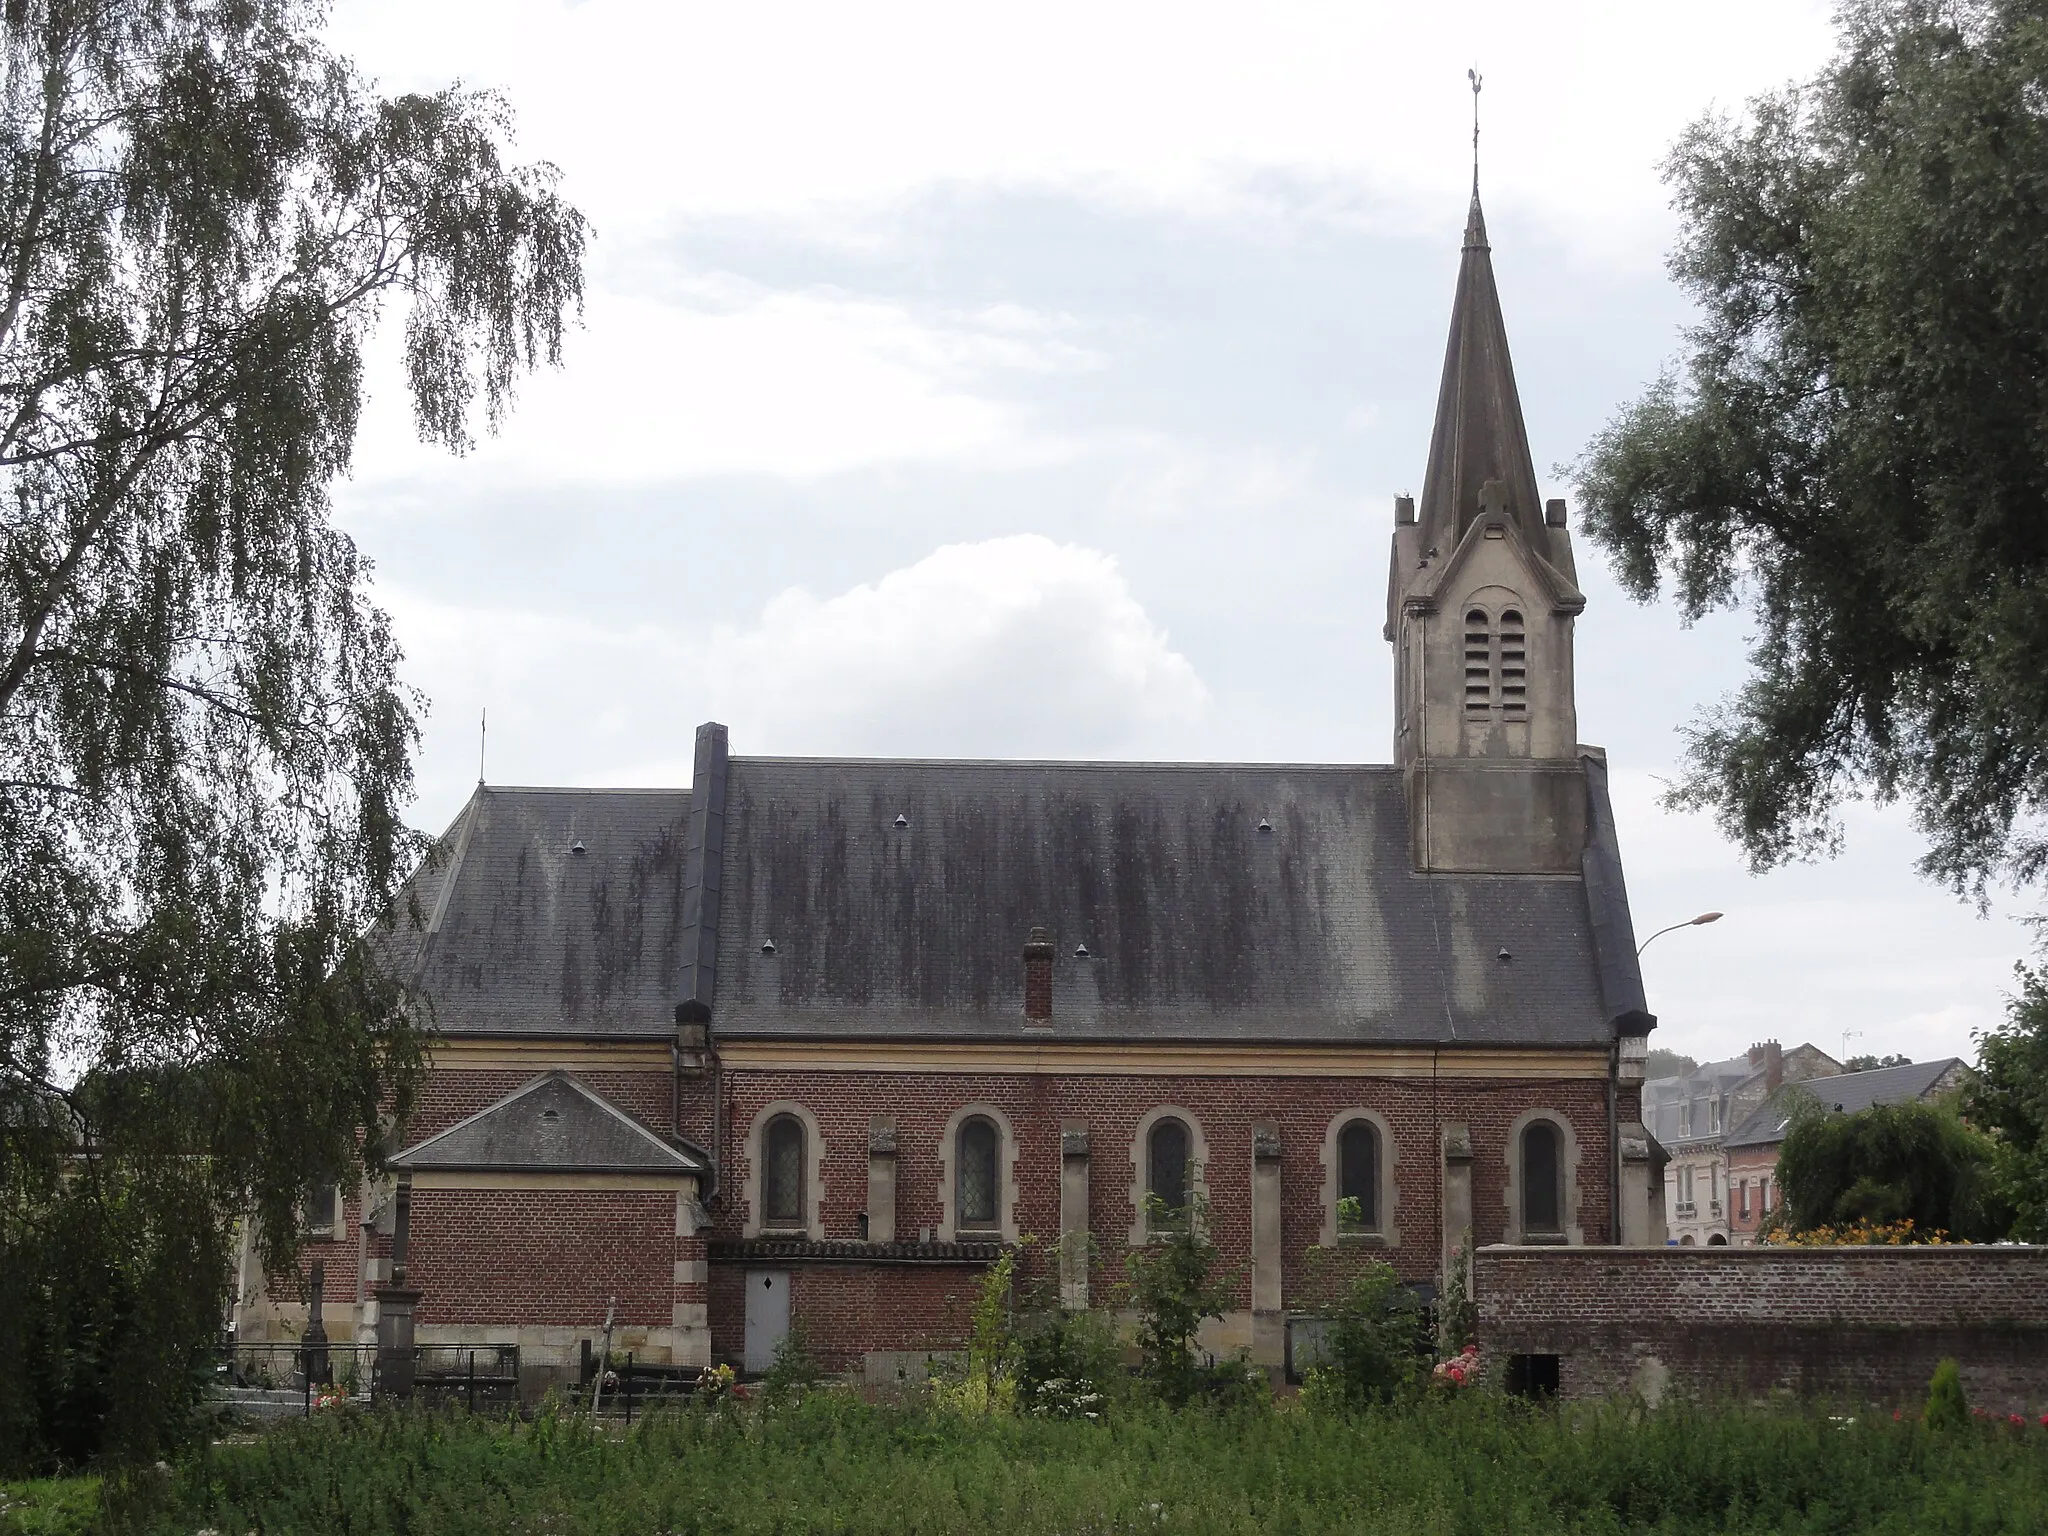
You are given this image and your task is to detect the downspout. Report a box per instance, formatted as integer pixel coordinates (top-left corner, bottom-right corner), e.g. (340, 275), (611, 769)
(1607, 1038), (1621, 1245)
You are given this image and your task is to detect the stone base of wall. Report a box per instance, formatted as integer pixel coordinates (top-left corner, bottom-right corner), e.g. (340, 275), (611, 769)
(1477, 1245), (2048, 1414)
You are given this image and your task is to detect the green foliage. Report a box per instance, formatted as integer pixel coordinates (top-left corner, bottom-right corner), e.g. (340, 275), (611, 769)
(760, 1325), (825, 1402)
(1774, 1093), (2008, 1239)
(1968, 967), (2048, 1239)
(1646, 1048), (1700, 1079)
(930, 1250), (1018, 1416)
(66, 1395), (2048, 1534)
(1574, 0), (2048, 895)
(1927, 1358), (1970, 1430)
(1012, 1305), (1121, 1421)
(1846, 1054), (1914, 1073)
(0, 0), (584, 1473)
(1438, 1231), (1477, 1354)
(1296, 1251), (1429, 1409)
(1121, 1193), (1242, 1406)
(0, 1474), (100, 1535)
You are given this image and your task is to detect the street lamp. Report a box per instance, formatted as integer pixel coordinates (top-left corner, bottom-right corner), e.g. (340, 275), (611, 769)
(1637, 911), (1723, 957)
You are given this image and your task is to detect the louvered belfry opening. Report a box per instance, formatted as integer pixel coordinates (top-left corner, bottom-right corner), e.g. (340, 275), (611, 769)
(1462, 604), (1529, 719)
(1463, 608), (1492, 715)
(1499, 609), (1527, 718)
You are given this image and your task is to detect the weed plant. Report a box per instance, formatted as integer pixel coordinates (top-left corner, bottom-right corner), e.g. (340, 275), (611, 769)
(35, 1390), (2048, 1535)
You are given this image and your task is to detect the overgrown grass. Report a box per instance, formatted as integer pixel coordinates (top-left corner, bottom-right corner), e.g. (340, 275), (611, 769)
(24, 1394), (2044, 1535)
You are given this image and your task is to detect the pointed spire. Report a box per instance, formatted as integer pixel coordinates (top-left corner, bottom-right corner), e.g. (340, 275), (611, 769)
(1415, 188), (1549, 557)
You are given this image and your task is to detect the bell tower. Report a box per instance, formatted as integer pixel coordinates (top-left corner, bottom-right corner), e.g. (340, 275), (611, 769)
(1385, 189), (1588, 873)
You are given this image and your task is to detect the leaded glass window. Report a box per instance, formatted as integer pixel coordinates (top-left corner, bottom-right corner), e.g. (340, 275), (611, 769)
(1338, 1121), (1378, 1232)
(764, 1114), (805, 1228)
(1148, 1117), (1189, 1219)
(957, 1117), (999, 1229)
(1522, 1121), (1562, 1235)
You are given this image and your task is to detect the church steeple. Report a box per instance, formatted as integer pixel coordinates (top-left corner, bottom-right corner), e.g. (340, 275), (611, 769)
(1414, 188), (1551, 561)
(1386, 183), (1588, 875)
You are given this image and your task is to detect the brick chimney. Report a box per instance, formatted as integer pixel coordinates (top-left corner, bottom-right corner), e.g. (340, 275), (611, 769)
(1023, 925), (1054, 1022)
(1758, 1039), (1783, 1093)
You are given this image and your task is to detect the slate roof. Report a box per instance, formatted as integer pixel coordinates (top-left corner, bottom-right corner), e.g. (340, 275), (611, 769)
(379, 786), (693, 1037)
(390, 1072), (707, 1173)
(710, 755), (1617, 1046)
(377, 752), (1637, 1049)
(1724, 1059), (1967, 1149)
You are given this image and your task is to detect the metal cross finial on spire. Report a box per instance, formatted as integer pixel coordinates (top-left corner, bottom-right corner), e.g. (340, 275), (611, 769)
(1468, 67), (1482, 194)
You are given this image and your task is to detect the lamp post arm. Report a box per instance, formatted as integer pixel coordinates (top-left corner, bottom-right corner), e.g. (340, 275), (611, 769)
(1637, 922), (1690, 957)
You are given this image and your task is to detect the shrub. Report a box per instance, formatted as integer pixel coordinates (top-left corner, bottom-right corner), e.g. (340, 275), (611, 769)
(1299, 1259), (1430, 1408)
(1122, 1194), (1241, 1406)
(1926, 1358), (1970, 1431)
(1013, 1305), (1121, 1420)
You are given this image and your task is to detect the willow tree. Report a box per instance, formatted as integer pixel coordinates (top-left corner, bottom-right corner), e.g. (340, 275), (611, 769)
(1576, 0), (2048, 896)
(0, 0), (584, 1469)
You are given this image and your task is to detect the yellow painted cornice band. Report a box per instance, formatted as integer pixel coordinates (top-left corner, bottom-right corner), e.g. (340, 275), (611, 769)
(711, 1041), (1610, 1079)
(424, 1036), (1611, 1080)
(407, 1171), (695, 1192)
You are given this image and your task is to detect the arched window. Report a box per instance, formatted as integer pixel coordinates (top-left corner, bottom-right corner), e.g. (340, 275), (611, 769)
(1521, 1120), (1562, 1237)
(956, 1116), (999, 1230)
(763, 1114), (806, 1229)
(1148, 1116), (1190, 1217)
(1337, 1120), (1378, 1232)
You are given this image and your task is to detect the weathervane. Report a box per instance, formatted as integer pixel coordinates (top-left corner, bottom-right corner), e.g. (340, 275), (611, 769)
(1468, 66), (1482, 193)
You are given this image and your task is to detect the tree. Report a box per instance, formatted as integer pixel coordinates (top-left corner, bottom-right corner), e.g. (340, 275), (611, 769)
(1845, 1053), (1914, 1073)
(1123, 1194), (1243, 1405)
(1646, 1048), (1699, 1080)
(1575, 0), (2048, 896)
(1773, 1094), (2007, 1239)
(1965, 968), (2048, 1239)
(0, 0), (584, 1471)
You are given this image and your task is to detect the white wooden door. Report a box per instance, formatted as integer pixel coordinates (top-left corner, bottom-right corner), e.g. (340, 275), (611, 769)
(743, 1270), (790, 1374)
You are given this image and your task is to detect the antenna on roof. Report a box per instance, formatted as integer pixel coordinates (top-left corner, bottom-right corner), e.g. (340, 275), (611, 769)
(479, 708), (487, 786)
(1467, 66), (1482, 195)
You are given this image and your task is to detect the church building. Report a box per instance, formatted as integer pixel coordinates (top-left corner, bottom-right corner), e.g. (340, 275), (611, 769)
(235, 187), (1664, 1381)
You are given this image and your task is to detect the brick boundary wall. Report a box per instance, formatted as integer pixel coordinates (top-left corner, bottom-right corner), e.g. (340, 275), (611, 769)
(1475, 1245), (2048, 1412)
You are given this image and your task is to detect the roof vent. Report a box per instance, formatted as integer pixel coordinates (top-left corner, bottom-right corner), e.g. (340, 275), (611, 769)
(760, 939), (777, 956)
(1074, 943), (1091, 959)
(540, 1108), (560, 1123)
(893, 813), (909, 828)
(570, 839), (586, 856)
(1497, 946), (1512, 962)
(1257, 817), (1273, 833)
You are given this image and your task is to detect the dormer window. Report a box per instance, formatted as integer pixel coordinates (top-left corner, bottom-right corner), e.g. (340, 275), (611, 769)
(1464, 604), (1528, 719)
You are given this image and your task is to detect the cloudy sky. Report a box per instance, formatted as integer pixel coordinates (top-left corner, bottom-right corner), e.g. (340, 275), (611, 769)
(323, 0), (2032, 1070)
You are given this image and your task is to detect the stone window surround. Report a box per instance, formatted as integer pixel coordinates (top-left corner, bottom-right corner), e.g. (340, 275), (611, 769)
(1128, 1105), (1210, 1245)
(743, 1100), (826, 1240)
(1502, 1107), (1583, 1245)
(1317, 1108), (1400, 1249)
(937, 1102), (1021, 1244)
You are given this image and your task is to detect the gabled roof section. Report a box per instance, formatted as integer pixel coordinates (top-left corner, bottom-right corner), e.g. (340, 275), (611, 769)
(376, 785), (693, 1037)
(1415, 191), (1560, 567)
(1407, 505), (1584, 616)
(1724, 1058), (1968, 1149)
(390, 1072), (707, 1173)
(709, 756), (1613, 1047)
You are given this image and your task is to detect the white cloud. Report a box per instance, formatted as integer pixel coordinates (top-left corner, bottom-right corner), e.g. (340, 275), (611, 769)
(394, 535), (1207, 823)
(347, 284), (1095, 489)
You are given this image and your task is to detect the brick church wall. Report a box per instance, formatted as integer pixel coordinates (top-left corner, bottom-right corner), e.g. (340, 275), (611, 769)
(705, 1067), (1619, 1367)
(709, 1263), (988, 1373)
(1476, 1245), (2048, 1411)
(410, 1188), (675, 1329)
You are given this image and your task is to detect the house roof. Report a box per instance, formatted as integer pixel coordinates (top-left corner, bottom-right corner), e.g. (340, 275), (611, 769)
(376, 752), (1638, 1048)
(389, 1072), (707, 1174)
(1724, 1058), (1967, 1150)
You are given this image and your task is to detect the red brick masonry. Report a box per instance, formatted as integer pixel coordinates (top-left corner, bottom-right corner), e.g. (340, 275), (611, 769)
(1476, 1245), (2048, 1411)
